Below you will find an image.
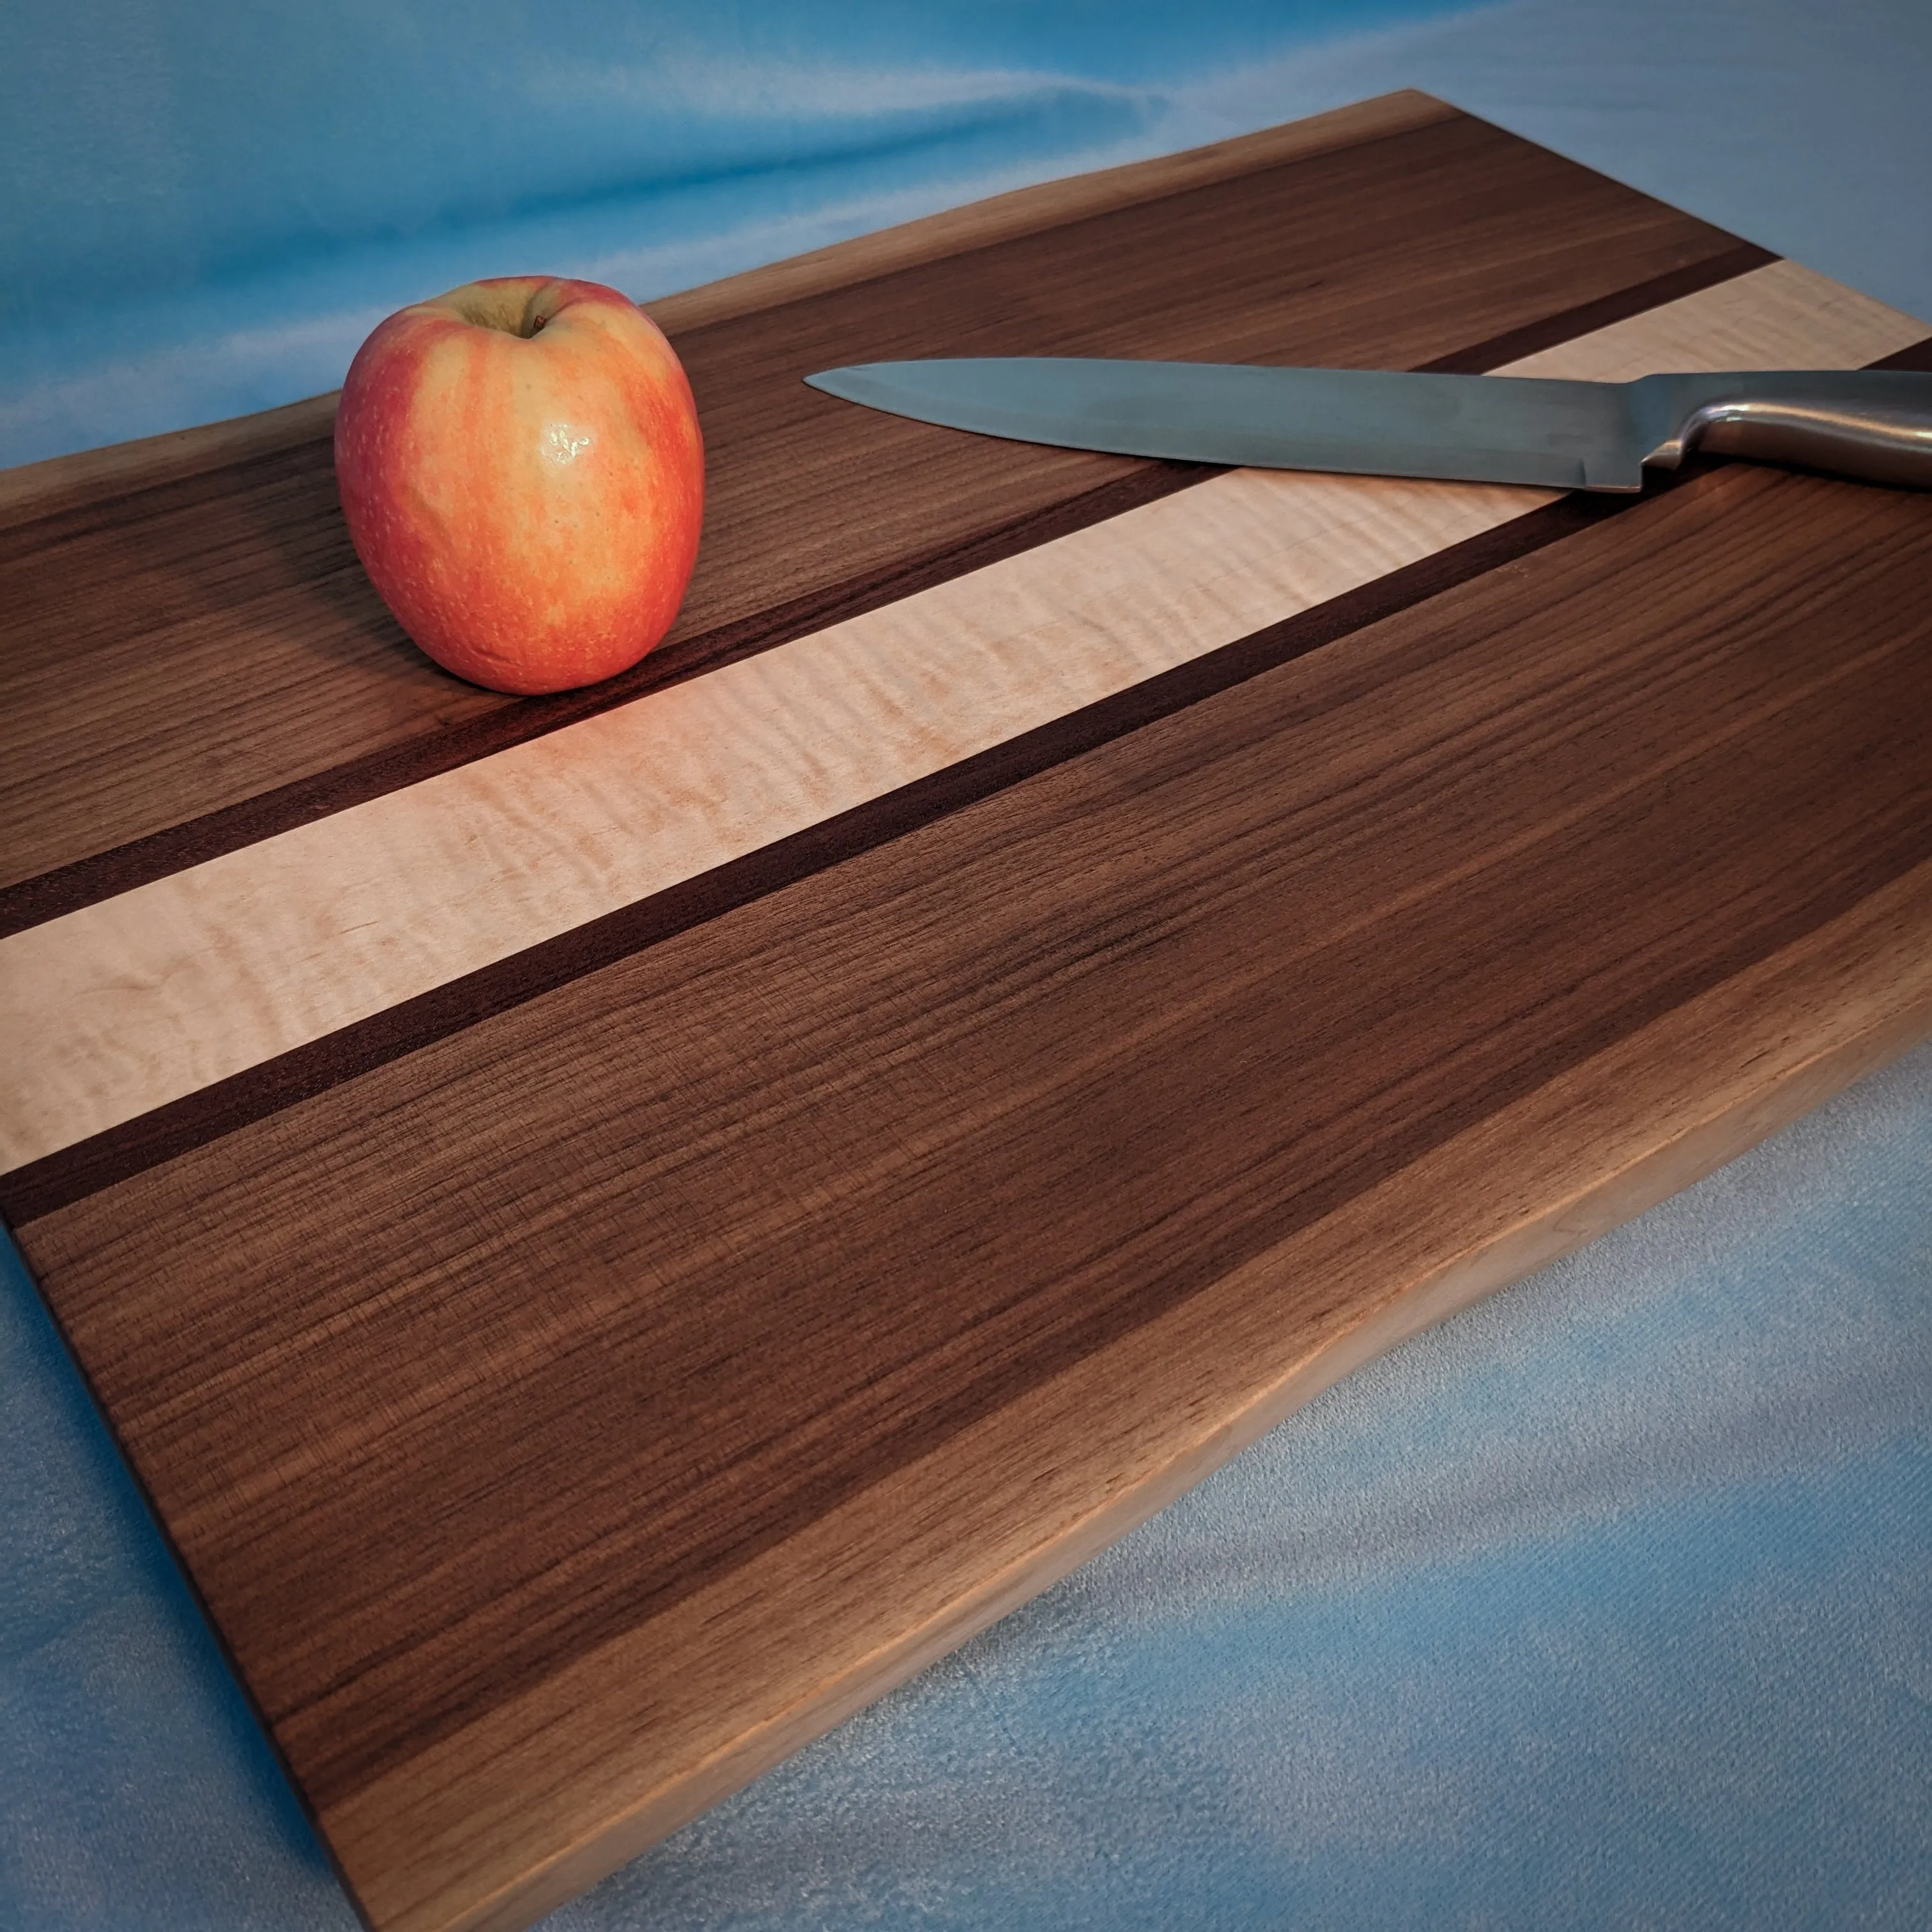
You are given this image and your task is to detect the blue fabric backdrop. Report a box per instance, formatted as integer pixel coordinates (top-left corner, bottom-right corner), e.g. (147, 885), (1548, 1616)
(3, 3), (1929, 1926)
(3, 0), (1929, 467)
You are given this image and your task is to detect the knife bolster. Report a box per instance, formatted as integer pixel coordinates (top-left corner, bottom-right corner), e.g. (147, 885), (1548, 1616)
(1638, 371), (1932, 488)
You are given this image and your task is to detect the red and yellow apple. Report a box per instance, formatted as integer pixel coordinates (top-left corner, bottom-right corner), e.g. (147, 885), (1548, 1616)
(334, 276), (703, 695)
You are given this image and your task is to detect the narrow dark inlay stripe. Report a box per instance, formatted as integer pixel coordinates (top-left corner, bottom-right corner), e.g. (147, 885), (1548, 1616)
(0, 244), (1786, 940)
(0, 476), (1678, 1229)
(1869, 334), (1932, 372)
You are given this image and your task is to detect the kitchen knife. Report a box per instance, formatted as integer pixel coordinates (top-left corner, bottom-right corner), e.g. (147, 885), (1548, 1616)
(804, 360), (1932, 492)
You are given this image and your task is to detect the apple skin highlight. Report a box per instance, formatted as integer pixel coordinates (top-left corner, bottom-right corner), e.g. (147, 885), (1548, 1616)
(334, 277), (704, 696)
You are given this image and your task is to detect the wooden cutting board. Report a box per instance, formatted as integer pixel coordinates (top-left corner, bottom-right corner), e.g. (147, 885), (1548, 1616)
(4, 90), (1930, 1932)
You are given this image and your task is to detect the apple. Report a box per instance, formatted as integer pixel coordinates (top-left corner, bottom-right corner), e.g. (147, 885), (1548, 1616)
(334, 276), (703, 695)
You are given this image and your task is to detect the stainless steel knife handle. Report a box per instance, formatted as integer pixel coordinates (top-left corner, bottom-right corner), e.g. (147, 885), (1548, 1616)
(1634, 370), (1932, 488)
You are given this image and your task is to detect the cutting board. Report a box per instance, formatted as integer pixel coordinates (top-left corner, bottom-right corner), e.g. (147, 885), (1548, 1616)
(4, 91), (1930, 1932)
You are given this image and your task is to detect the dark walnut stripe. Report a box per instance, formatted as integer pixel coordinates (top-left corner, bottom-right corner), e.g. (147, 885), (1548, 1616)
(1414, 238), (1774, 372)
(0, 484), (1642, 1227)
(0, 108), (1757, 921)
(18, 460), (1932, 1819)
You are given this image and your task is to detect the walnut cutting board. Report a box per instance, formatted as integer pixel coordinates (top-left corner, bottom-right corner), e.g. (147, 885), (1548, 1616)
(4, 89), (1931, 1932)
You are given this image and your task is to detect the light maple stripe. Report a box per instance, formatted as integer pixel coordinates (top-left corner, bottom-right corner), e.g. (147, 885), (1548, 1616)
(0, 259), (1921, 1175)
(1498, 259), (1919, 381)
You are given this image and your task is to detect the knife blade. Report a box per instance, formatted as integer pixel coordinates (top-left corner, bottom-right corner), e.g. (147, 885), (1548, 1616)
(804, 359), (1932, 492)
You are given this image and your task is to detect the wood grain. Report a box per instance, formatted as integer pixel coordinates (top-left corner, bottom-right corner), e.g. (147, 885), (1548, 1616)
(0, 489), (1628, 1227)
(19, 454), (1932, 1931)
(0, 102), (1759, 909)
(3, 256), (1918, 1180)
(0, 467), (1554, 1172)
(8, 98), (1932, 1932)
